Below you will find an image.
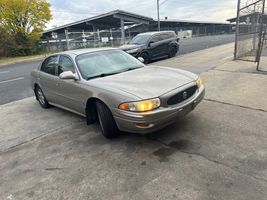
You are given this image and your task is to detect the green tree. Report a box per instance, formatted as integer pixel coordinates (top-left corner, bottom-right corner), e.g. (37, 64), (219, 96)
(0, 0), (52, 56)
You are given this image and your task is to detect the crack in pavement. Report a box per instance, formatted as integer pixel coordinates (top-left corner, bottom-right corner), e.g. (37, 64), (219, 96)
(213, 68), (267, 75)
(0, 122), (84, 154)
(204, 98), (267, 113)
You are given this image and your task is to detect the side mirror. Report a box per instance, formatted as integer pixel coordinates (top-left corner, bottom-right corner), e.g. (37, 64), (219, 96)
(138, 57), (144, 63)
(148, 41), (154, 47)
(59, 71), (77, 80)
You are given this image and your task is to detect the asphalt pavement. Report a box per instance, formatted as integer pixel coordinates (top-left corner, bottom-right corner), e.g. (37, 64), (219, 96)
(179, 34), (234, 55)
(1, 43), (267, 200)
(0, 34), (235, 105)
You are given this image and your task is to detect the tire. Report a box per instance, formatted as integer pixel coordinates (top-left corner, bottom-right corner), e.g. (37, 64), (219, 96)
(140, 52), (150, 64)
(96, 101), (119, 138)
(168, 46), (177, 58)
(35, 86), (50, 108)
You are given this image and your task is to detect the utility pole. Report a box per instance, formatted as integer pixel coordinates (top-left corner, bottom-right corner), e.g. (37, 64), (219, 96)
(157, 0), (160, 31)
(234, 0), (241, 60)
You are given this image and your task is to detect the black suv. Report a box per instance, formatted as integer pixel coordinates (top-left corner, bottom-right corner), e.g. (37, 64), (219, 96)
(120, 31), (179, 64)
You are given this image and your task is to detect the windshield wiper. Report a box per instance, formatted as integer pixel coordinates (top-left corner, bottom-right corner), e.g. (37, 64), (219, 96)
(87, 72), (121, 80)
(86, 67), (143, 80)
(123, 66), (143, 72)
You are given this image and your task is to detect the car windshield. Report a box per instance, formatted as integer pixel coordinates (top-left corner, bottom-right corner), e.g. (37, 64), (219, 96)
(129, 35), (151, 45)
(76, 50), (144, 80)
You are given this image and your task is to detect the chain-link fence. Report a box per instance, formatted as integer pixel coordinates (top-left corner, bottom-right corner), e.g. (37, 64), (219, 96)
(234, 0), (266, 62)
(149, 25), (234, 37)
(40, 30), (139, 53)
(40, 23), (234, 53)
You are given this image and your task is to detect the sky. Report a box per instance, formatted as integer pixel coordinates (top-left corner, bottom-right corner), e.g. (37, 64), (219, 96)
(46, 0), (238, 29)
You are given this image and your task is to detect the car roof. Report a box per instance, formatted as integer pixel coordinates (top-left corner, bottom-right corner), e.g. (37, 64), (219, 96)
(137, 31), (175, 36)
(52, 47), (117, 56)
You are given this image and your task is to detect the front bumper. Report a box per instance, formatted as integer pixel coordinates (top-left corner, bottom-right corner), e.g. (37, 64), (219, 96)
(126, 51), (139, 58)
(112, 86), (205, 134)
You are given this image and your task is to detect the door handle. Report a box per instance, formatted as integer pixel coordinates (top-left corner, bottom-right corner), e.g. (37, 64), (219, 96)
(56, 82), (60, 86)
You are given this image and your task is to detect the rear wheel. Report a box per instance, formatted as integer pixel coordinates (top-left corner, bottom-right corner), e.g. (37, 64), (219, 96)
(96, 101), (119, 138)
(140, 52), (150, 64)
(35, 86), (50, 108)
(168, 46), (177, 58)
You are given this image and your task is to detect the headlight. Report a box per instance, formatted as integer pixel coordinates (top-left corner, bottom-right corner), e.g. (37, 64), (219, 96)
(119, 98), (160, 112)
(196, 77), (203, 88)
(126, 48), (140, 54)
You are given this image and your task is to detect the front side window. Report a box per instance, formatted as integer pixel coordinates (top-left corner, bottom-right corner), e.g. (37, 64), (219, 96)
(76, 50), (144, 80)
(151, 35), (161, 43)
(130, 35), (151, 45)
(40, 56), (58, 75)
(161, 34), (170, 40)
(58, 55), (75, 75)
(168, 32), (176, 39)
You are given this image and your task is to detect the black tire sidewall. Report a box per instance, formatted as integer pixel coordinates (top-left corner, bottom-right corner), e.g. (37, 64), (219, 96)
(96, 101), (119, 138)
(169, 46), (177, 58)
(35, 86), (50, 108)
(140, 52), (149, 64)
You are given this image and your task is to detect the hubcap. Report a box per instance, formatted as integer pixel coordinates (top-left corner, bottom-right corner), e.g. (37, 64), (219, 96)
(37, 89), (45, 105)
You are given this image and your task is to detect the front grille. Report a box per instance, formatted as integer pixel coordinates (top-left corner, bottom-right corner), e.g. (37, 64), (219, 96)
(167, 85), (198, 105)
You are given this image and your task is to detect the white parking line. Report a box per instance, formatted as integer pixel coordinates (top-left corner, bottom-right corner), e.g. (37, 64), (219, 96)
(0, 71), (10, 74)
(0, 77), (24, 84)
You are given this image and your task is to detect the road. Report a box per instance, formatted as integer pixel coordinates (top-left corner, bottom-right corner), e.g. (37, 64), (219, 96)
(0, 60), (41, 105)
(0, 34), (235, 105)
(179, 34), (234, 55)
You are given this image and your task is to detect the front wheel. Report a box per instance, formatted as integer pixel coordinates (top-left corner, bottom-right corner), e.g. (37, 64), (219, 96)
(168, 46), (177, 58)
(96, 101), (119, 138)
(140, 52), (150, 64)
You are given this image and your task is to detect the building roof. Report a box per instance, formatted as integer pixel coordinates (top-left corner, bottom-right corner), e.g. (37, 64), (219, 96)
(42, 10), (153, 36)
(227, 13), (267, 23)
(42, 9), (233, 38)
(159, 19), (230, 25)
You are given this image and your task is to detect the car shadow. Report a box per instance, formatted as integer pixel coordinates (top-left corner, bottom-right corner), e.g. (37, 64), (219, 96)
(39, 104), (203, 165)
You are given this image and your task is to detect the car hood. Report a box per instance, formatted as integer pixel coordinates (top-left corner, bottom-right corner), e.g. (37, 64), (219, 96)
(88, 66), (197, 99)
(119, 44), (145, 51)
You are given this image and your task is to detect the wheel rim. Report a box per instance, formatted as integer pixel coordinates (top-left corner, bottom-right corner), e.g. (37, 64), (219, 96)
(37, 89), (45, 105)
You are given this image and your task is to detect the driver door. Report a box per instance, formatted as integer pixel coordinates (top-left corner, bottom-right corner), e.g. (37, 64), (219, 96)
(54, 55), (86, 114)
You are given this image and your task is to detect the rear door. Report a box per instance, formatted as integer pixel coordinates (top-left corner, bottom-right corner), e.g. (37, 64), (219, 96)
(161, 33), (171, 54)
(148, 34), (166, 59)
(39, 55), (59, 103)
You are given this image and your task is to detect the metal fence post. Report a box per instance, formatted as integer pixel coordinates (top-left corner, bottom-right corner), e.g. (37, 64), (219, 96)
(120, 18), (125, 45)
(65, 29), (70, 50)
(234, 0), (241, 60)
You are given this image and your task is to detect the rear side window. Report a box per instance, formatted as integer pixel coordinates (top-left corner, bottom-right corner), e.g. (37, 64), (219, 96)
(161, 34), (169, 40)
(40, 56), (58, 75)
(58, 55), (75, 75)
(151, 35), (161, 42)
(169, 32), (176, 38)
(162, 33), (175, 40)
